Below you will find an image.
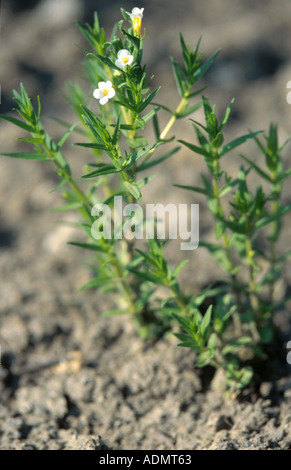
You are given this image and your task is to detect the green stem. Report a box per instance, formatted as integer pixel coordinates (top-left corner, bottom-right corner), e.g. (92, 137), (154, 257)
(212, 150), (236, 273)
(160, 96), (188, 140)
(141, 94), (189, 168)
(245, 237), (261, 342)
(40, 134), (140, 317)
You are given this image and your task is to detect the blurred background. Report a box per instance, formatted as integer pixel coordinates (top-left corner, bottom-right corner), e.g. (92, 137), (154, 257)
(1, 0), (291, 292)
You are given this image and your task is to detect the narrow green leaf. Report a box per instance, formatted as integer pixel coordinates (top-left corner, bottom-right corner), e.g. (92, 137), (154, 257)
(111, 114), (120, 146)
(18, 137), (44, 144)
(175, 334), (201, 351)
(200, 305), (213, 340)
(48, 179), (67, 194)
(187, 86), (208, 99)
(222, 337), (252, 355)
(215, 221), (225, 240)
(240, 154), (272, 182)
(74, 142), (107, 150)
(128, 268), (161, 284)
(0, 114), (34, 132)
(151, 102), (174, 115)
(57, 122), (80, 148)
(127, 136), (148, 149)
(138, 146), (180, 172)
(178, 139), (211, 158)
(124, 143), (160, 169)
(114, 99), (136, 112)
(54, 151), (71, 175)
(255, 204), (291, 230)
(278, 167), (291, 182)
(102, 309), (129, 317)
(79, 276), (114, 291)
(176, 102), (202, 119)
(82, 164), (118, 178)
(174, 183), (208, 195)
(120, 7), (131, 22)
(123, 181), (142, 201)
(219, 131), (263, 157)
(51, 202), (82, 213)
(218, 98), (235, 131)
(87, 53), (121, 72)
(68, 241), (104, 252)
(138, 87), (161, 112)
(142, 106), (161, 124)
(48, 117), (87, 136)
(0, 152), (49, 161)
(193, 49), (221, 82)
(171, 58), (187, 97)
(152, 113), (160, 141)
(173, 259), (189, 277)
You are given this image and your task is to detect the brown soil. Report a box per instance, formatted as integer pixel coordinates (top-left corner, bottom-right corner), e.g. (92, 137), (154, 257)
(1, 0), (291, 450)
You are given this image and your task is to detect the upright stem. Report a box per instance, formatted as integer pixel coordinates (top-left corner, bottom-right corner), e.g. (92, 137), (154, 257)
(159, 96), (188, 140)
(141, 94), (189, 168)
(245, 237), (261, 342)
(212, 150), (235, 272)
(39, 132), (140, 316)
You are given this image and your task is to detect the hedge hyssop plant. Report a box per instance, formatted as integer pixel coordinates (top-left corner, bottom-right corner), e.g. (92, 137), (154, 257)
(1, 8), (291, 393)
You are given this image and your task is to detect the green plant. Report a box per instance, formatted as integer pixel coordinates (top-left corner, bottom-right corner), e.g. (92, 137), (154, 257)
(1, 8), (290, 394)
(174, 104), (291, 392)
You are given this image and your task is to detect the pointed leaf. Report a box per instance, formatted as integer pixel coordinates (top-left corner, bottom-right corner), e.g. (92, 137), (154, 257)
(68, 241), (104, 252)
(74, 142), (107, 150)
(218, 98), (235, 131)
(0, 152), (49, 161)
(123, 181), (142, 201)
(0, 114), (34, 132)
(178, 139), (211, 158)
(174, 184), (208, 195)
(200, 305), (213, 340)
(57, 122), (79, 148)
(219, 131), (263, 157)
(128, 268), (161, 284)
(171, 58), (187, 97)
(138, 87), (161, 112)
(176, 102), (202, 119)
(240, 154), (272, 182)
(173, 259), (189, 277)
(82, 164), (118, 178)
(193, 49), (221, 82)
(138, 146), (180, 172)
(51, 202), (83, 213)
(255, 204), (291, 230)
(79, 276), (114, 291)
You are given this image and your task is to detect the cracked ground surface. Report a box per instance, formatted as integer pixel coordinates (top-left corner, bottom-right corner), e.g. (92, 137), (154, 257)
(1, 0), (291, 449)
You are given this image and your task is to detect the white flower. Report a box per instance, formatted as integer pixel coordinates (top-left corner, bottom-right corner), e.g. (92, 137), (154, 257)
(128, 7), (144, 36)
(115, 49), (134, 71)
(130, 7), (144, 19)
(93, 81), (115, 106)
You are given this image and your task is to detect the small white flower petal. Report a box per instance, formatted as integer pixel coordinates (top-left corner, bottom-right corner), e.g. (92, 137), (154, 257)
(115, 59), (123, 69)
(131, 7), (144, 18)
(93, 88), (101, 100)
(99, 96), (109, 106)
(93, 80), (115, 105)
(115, 49), (134, 70)
(98, 81), (107, 90)
(129, 8), (144, 36)
(108, 88), (116, 99)
(117, 49), (129, 59)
